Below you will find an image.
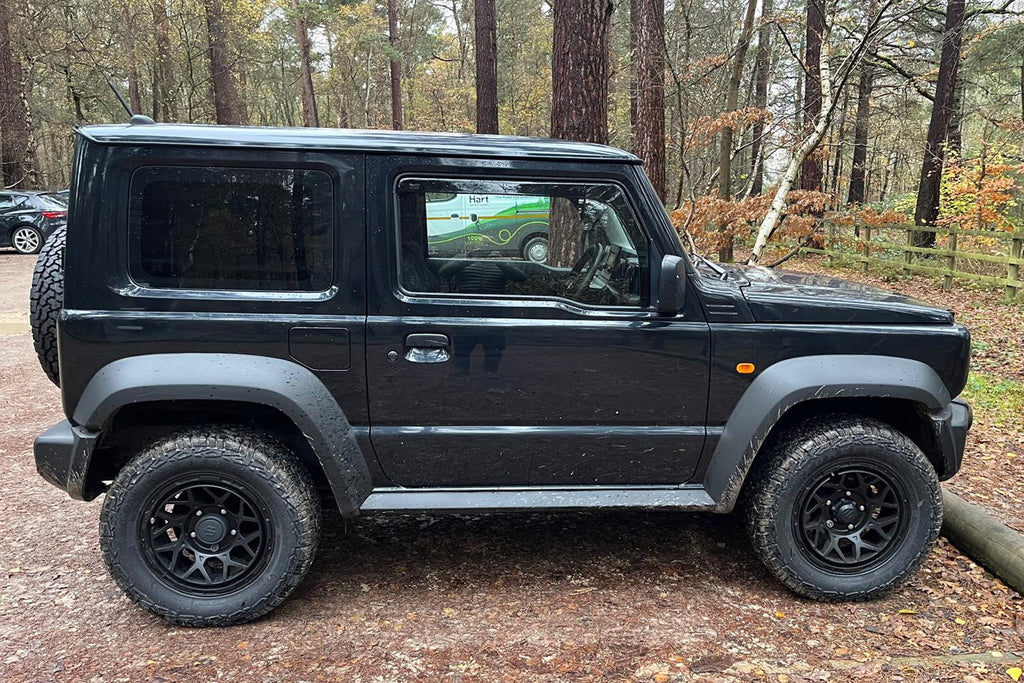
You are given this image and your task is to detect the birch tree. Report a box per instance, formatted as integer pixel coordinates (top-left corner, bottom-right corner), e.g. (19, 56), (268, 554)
(748, 0), (895, 265)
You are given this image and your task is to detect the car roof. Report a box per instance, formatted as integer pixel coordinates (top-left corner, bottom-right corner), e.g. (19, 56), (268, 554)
(76, 123), (641, 163)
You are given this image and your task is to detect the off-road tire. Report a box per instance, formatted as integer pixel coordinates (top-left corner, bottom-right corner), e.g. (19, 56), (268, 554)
(743, 415), (942, 601)
(99, 427), (321, 626)
(30, 226), (64, 386)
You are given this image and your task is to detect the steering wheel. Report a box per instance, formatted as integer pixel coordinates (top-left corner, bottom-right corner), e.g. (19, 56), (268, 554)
(564, 243), (611, 300)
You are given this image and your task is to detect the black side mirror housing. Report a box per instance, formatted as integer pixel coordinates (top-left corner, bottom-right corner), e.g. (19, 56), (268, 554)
(657, 254), (687, 316)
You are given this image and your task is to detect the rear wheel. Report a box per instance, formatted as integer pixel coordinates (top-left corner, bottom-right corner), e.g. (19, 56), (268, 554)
(744, 416), (941, 601)
(521, 235), (548, 263)
(99, 427), (321, 626)
(11, 225), (42, 254)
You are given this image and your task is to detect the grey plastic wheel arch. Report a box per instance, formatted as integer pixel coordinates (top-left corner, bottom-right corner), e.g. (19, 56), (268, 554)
(704, 354), (953, 513)
(72, 353), (372, 516)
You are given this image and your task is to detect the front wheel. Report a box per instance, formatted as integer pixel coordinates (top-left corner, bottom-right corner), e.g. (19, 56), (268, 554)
(744, 416), (941, 601)
(99, 427), (321, 626)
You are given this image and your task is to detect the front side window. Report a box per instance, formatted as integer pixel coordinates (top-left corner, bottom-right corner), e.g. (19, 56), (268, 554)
(129, 166), (333, 291)
(397, 178), (647, 307)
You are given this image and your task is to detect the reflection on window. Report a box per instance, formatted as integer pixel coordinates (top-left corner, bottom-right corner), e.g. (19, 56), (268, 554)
(129, 166), (333, 291)
(398, 179), (647, 307)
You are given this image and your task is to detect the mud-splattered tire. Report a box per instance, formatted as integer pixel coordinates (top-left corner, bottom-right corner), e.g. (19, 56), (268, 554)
(30, 226), (64, 386)
(99, 427), (321, 626)
(744, 415), (941, 601)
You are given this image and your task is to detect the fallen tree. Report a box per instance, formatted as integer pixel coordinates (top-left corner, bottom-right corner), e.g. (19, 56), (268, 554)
(942, 488), (1024, 595)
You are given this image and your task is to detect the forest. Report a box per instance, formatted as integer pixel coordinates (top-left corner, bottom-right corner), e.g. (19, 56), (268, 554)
(0, 0), (1022, 266)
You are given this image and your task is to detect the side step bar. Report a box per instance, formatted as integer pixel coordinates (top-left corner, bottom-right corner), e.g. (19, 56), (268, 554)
(359, 486), (716, 512)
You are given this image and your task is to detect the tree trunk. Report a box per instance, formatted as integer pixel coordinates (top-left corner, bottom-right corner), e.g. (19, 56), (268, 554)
(124, 2), (143, 115)
(153, 0), (177, 121)
(828, 88), (848, 201)
(799, 0), (825, 191)
(630, 0), (666, 202)
(387, 0), (403, 130)
(0, 0), (32, 188)
(292, 0), (319, 127)
(204, 0), (246, 125)
(549, 0), (613, 267)
(847, 64), (874, 205)
(947, 65), (965, 158)
(749, 37), (838, 265)
(912, 0), (965, 248)
(715, 0), (757, 261)
(749, 0), (773, 197)
(475, 0), (498, 134)
(551, 0), (612, 145)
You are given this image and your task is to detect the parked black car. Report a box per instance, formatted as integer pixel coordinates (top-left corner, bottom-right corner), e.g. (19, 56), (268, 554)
(1, 191), (67, 254)
(30, 122), (972, 626)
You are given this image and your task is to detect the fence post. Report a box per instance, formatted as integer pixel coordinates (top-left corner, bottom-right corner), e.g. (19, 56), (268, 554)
(944, 228), (957, 291)
(904, 227), (913, 275)
(861, 225), (871, 274)
(1008, 234), (1023, 299)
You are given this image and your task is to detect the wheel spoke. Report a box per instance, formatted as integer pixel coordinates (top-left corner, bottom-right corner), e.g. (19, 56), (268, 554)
(141, 480), (268, 593)
(796, 465), (907, 571)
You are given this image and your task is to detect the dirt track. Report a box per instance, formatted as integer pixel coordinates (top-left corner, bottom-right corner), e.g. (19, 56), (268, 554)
(0, 249), (1021, 682)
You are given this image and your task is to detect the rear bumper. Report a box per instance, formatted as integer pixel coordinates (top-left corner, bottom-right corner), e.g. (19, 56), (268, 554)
(34, 420), (101, 500)
(933, 398), (972, 480)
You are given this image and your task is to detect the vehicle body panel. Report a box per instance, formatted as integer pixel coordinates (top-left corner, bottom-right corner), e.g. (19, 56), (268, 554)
(34, 123), (973, 517)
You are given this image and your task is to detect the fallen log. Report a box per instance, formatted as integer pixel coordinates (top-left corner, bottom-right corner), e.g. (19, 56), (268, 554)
(941, 488), (1024, 595)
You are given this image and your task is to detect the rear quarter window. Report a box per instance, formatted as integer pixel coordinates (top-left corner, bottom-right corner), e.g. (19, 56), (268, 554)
(128, 166), (334, 291)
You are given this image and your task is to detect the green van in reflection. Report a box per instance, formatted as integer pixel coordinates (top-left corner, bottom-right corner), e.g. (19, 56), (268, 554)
(425, 192), (551, 262)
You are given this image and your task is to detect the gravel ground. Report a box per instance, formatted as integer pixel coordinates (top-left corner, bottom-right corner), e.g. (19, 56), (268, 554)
(0, 250), (1022, 682)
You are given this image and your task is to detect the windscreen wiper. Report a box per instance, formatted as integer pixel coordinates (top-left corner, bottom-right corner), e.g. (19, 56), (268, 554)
(689, 251), (728, 278)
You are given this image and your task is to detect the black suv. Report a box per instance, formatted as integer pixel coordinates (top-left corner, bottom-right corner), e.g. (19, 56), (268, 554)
(1, 191), (67, 254)
(30, 123), (972, 626)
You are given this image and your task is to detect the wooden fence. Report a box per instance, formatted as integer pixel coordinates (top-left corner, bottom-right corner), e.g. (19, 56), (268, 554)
(798, 223), (1024, 298)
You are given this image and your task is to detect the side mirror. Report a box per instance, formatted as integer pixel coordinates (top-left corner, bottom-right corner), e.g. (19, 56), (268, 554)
(657, 254), (687, 316)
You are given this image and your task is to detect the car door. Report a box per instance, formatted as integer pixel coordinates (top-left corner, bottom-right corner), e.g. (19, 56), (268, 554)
(365, 159), (710, 488)
(0, 194), (15, 243)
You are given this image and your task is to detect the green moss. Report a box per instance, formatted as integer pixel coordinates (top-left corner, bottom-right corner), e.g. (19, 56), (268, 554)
(961, 372), (1024, 426)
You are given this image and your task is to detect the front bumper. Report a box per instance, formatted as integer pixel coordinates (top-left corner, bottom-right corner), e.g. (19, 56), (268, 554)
(34, 420), (101, 500)
(933, 398), (972, 480)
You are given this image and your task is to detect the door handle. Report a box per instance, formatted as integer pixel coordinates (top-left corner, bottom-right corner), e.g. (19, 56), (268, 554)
(404, 333), (451, 363)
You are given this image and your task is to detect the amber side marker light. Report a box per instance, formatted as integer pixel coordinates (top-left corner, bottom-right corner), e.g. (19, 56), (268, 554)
(736, 362), (756, 374)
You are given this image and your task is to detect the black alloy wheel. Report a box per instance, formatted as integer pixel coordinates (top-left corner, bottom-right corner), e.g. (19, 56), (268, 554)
(794, 466), (909, 572)
(142, 479), (271, 594)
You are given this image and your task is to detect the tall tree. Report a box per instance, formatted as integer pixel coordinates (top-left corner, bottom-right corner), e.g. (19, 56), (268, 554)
(292, 0), (319, 127)
(122, 2), (143, 114)
(749, 0), (895, 264)
(549, 0), (613, 267)
(551, 0), (612, 144)
(800, 0), (825, 191)
(631, 0), (666, 202)
(913, 0), (965, 248)
(717, 0), (757, 260)
(0, 0), (31, 187)
(749, 0), (773, 197)
(153, 0), (177, 121)
(475, 0), (498, 134)
(386, 0), (402, 130)
(205, 0), (246, 125)
(847, 64), (874, 204)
